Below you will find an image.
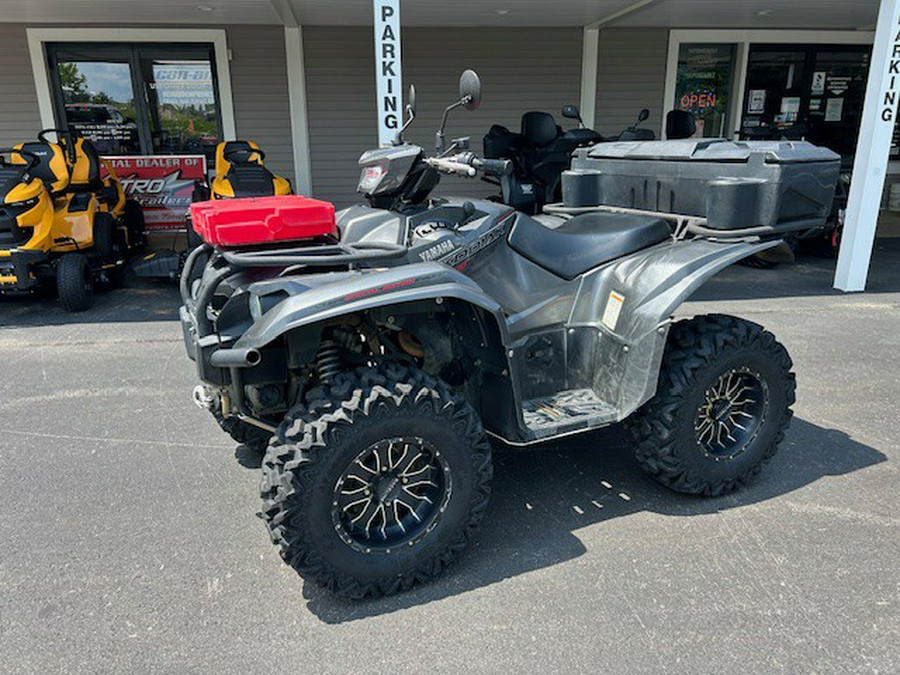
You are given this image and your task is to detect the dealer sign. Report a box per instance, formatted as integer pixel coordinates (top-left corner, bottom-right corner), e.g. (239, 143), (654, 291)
(101, 155), (207, 231)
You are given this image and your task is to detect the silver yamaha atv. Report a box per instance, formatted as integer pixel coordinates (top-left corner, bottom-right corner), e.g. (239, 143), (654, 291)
(181, 71), (839, 598)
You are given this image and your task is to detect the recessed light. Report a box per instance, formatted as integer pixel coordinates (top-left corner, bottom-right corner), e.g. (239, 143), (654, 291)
(196, 4), (214, 11)
(757, 9), (773, 15)
(496, 9), (510, 15)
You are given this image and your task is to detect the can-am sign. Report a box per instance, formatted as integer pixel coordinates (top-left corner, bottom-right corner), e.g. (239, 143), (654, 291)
(102, 155), (207, 231)
(373, 0), (402, 147)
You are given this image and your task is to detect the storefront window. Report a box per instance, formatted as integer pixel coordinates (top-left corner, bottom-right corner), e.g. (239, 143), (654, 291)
(47, 43), (223, 161)
(674, 44), (736, 138)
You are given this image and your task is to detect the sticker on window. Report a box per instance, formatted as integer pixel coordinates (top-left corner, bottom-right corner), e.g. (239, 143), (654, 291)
(602, 291), (625, 331)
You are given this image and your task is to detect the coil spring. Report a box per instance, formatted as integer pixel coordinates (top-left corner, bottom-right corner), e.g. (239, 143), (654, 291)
(316, 339), (341, 383)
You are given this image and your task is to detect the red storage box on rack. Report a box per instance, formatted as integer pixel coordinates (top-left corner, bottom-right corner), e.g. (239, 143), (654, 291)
(190, 195), (338, 247)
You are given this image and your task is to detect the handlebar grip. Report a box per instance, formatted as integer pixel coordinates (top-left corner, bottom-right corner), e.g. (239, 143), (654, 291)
(473, 158), (512, 177)
(426, 157), (477, 177)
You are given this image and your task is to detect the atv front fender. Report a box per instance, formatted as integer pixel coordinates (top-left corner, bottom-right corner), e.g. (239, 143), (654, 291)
(232, 262), (510, 351)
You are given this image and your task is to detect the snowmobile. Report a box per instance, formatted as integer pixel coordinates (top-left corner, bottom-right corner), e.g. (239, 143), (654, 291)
(180, 71), (840, 598)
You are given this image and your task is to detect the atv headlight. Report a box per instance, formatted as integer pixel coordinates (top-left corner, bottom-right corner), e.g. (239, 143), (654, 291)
(358, 165), (387, 194)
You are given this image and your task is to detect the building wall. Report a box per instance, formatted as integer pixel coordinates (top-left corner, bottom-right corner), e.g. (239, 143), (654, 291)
(594, 28), (669, 140)
(227, 25), (294, 182)
(0, 24), (42, 147)
(303, 26), (583, 206)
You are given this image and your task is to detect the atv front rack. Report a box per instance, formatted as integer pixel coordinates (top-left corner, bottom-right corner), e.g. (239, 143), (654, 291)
(219, 240), (408, 268)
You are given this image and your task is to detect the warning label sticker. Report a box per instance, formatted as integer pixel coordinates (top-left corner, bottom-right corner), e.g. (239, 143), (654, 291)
(602, 291), (625, 331)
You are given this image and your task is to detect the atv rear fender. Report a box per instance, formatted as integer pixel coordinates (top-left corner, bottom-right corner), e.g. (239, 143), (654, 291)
(563, 238), (781, 424)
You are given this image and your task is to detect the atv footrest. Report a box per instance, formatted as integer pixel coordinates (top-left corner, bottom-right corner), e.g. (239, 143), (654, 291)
(522, 389), (617, 438)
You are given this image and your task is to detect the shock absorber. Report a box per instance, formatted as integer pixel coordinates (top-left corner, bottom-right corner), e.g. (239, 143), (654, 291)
(316, 339), (341, 383)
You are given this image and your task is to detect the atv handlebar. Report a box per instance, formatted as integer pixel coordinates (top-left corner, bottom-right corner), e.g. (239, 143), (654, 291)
(425, 157), (476, 177)
(469, 155), (513, 177)
(425, 153), (512, 178)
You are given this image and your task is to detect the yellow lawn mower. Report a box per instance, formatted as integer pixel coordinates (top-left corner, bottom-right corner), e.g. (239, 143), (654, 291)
(0, 134), (138, 311)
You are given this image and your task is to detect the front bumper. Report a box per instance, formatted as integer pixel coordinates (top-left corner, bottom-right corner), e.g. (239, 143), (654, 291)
(0, 249), (50, 291)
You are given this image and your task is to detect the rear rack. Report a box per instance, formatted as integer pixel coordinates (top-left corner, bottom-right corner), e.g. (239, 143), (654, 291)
(542, 202), (824, 240)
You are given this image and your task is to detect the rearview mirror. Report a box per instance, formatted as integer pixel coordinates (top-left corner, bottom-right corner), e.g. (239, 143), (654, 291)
(407, 84), (417, 117)
(459, 69), (482, 111)
(561, 104), (581, 120)
(638, 108), (650, 123)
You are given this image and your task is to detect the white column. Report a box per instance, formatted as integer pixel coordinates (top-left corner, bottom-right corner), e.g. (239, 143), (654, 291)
(373, 0), (402, 148)
(834, 0), (900, 292)
(580, 27), (599, 130)
(284, 25), (313, 195)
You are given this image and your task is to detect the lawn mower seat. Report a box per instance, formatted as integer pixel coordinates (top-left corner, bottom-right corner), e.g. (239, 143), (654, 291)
(211, 140), (292, 199)
(508, 212), (671, 280)
(64, 136), (104, 192)
(11, 141), (70, 195)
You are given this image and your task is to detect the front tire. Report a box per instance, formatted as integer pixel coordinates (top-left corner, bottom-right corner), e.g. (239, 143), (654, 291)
(260, 363), (492, 598)
(56, 253), (94, 312)
(627, 314), (795, 496)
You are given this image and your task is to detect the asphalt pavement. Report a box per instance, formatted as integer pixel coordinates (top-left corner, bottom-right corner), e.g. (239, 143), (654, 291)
(1, 242), (898, 674)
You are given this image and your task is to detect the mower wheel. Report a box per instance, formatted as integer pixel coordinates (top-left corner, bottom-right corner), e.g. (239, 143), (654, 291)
(124, 199), (147, 252)
(211, 395), (271, 451)
(56, 253), (94, 312)
(260, 362), (492, 598)
(627, 314), (795, 497)
(92, 213), (120, 260)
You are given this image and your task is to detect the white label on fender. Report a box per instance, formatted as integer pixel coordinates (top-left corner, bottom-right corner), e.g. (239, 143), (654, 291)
(373, 0), (402, 147)
(602, 291), (625, 331)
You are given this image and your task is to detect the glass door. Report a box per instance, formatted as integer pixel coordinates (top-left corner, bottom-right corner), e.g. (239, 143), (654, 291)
(138, 48), (221, 158)
(741, 48), (809, 140)
(673, 43), (737, 138)
(47, 42), (223, 162)
(50, 45), (143, 155)
(740, 44), (871, 161)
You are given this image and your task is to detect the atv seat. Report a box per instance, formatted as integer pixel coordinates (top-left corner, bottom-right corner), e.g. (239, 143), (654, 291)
(508, 212), (671, 280)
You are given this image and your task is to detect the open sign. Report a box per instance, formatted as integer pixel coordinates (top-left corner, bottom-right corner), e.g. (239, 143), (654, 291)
(680, 92), (718, 110)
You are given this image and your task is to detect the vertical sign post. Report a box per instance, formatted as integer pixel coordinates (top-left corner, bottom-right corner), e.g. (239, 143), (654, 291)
(835, 0), (900, 291)
(373, 0), (402, 147)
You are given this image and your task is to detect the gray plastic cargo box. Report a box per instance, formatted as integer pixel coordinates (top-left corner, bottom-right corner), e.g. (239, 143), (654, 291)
(562, 139), (841, 232)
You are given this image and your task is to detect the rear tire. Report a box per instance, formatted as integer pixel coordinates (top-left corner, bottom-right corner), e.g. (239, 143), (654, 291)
(260, 362), (492, 598)
(626, 314), (795, 496)
(56, 253), (94, 312)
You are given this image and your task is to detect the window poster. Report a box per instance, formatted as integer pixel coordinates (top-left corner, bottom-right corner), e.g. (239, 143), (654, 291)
(778, 97), (801, 124)
(811, 71), (827, 96)
(748, 90), (766, 114)
(825, 98), (844, 123)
